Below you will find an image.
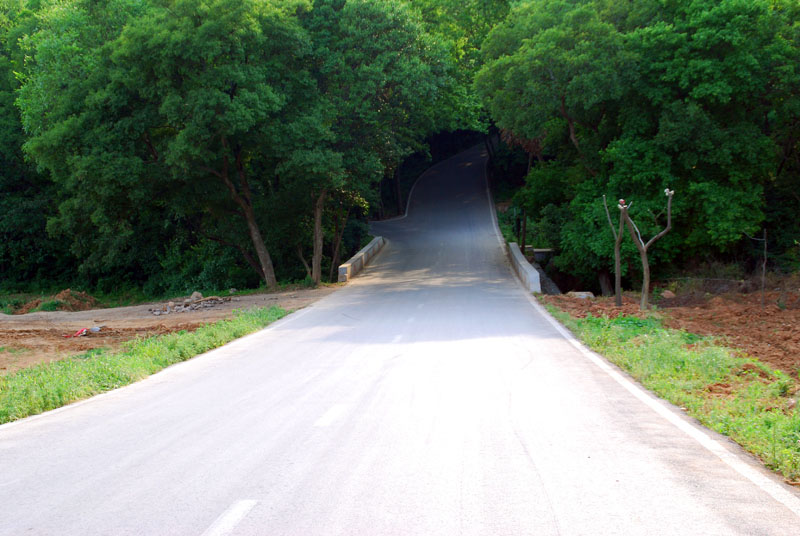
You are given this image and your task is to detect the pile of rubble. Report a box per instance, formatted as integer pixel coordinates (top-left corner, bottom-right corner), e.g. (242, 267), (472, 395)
(149, 292), (231, 316)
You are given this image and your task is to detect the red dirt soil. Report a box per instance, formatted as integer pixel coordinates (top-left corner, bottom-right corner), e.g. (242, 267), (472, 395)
(15, 289), (99, 315)
(0, 286), (337, 375)
(544, 290), (800, 376)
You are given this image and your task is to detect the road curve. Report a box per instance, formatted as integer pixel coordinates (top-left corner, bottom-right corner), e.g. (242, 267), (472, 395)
(2, 146), (800, 535)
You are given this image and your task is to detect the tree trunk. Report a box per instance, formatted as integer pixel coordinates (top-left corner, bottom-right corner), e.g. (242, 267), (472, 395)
(598, 270), (613, 297)
(198, 229), (264, 282)
(378, 180), (385, 220)
(602, 195), (625, 306)
(640, 249), (650, 310)
(624, 191), (673, 310)
(212, 145), (277, 289)
(394, 169), (403, 216)
(297, 246), (311, 280)
(328, 208), (350, 282)
(241, 203), (277, 289)
(614, 233), (623, 306)
(484, 136), (495, 164)
(527, 152), (533, 177)
(614, 213), (625, 306)
(520, 208), (527, 255)
(311, 189), (327, 284)
(623, 211), (651, 310)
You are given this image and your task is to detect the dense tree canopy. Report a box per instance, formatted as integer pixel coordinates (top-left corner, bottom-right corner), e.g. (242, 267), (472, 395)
(0, 0), (74, 284)
(477, 0), (800, 285)
(3, 0), (461, 291)
(1, 0), (799, 294)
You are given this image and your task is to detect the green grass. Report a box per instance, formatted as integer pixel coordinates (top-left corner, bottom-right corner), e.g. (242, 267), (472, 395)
(32, 299), (63, 312)
(545, 304), (800, 480)
(0, 295), (25, 315)
(0, 306), (288, 424)
(0, 347), (28, 354)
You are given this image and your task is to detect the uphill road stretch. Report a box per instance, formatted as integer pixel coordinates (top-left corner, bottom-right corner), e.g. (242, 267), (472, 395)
(2, 145), (800, 535)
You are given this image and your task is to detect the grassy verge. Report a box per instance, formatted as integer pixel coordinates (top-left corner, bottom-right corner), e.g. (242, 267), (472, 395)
(544, 304), (800, 481)
(0, 306), (288, 424)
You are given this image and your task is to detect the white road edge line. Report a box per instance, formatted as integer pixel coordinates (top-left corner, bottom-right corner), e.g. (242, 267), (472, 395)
(314, 403), (349, 427)
(482, 151), (800, 518)
(0, 306), (316, 433)
(529, 296), (800, 517)
(201, 500), (258, 536)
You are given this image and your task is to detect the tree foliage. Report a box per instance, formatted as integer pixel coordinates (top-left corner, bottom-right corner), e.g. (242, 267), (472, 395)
(477, 0), (800, 285)
(2, 0), (800, 294)
(5, 0), (461, 291)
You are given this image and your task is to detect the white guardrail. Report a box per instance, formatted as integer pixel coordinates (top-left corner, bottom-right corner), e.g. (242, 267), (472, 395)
(338, 236), (386, 283)
(508, 242), (542, 293)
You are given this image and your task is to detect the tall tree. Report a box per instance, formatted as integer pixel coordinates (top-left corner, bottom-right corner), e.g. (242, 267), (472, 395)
(299, 0), (453, 283)
(0, 1), (70, 285)
(18, 0), (318, 288)
(477, 0), (800, 287)
(15, 0), (160, 285)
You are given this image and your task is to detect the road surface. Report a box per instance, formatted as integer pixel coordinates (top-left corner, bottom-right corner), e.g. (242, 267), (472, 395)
(2, 146), (800, 535)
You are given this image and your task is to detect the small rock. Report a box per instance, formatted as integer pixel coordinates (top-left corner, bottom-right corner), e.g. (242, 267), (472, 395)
(153, 311), (161, 316)
(190, 291), (203, 302)
(567, 291), (595, 299)
(229, 288), (237, 294)
(168, 301), (175, 308)
(184, 298), (192, 306)
(661, 290), (676, 299)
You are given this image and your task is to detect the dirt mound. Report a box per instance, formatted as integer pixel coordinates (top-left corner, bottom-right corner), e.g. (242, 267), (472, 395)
(53, 289), (98, 311)
(15, 299), (44, 315)
(545, 294), (643, 319)
(14, 289), (99, 315)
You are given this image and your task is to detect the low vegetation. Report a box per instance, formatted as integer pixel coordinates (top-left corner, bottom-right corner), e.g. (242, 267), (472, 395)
(545, 304), (800, 481)
(0, 306), (287, 424)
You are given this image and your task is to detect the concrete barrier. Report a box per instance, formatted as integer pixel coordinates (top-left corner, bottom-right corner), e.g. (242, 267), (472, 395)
(338, 236), (386, 283)
(508, 242), (541, 293)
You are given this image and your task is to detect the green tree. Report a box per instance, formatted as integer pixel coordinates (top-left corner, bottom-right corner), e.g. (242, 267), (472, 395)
(410, 0), (511, 130)
(17, 0), (319, 288)
(299, 0), (453, 283)
(477, 0), (800, 288)
(0, 1), (70, 285)
(15, 0), (172, 287)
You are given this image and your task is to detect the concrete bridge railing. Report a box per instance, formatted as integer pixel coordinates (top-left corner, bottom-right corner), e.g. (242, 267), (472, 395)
(338, 236), (386, 283)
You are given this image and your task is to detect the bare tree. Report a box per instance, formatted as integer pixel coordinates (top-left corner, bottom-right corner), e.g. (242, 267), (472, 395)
(603, 195), (627, 306)
(620, 189), (675, 310)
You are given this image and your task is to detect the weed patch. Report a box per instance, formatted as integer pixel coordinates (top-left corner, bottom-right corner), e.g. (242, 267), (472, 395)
(0, 306), (288, 424)
(33, 300), (63, 312)
(545, 305), (800, 480)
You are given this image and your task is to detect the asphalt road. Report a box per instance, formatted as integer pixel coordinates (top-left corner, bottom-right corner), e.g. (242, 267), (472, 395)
(2, 146), (800, 535)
